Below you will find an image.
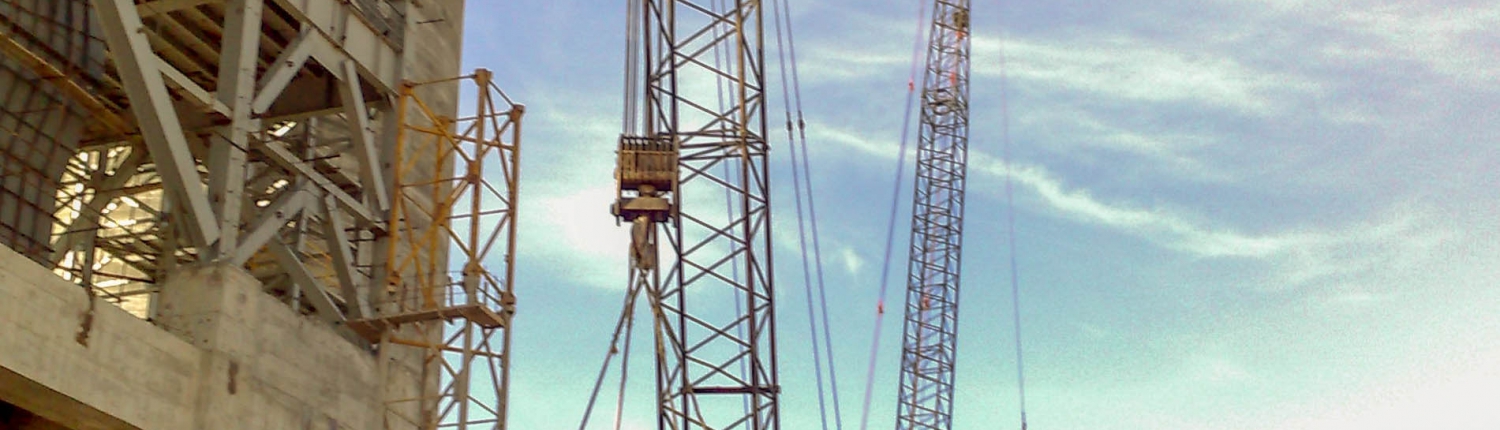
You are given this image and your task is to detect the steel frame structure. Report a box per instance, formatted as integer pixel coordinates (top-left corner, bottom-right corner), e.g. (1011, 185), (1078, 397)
(30, 0), (410, 321)
(3, 1), (522, 429)
(896, 1), (971, 429)
(613, 0), (780, 428)
(364, 70), (521, 430)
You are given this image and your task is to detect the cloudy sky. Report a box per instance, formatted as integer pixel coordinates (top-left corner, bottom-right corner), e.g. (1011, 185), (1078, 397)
(460, 1), (1499, 429)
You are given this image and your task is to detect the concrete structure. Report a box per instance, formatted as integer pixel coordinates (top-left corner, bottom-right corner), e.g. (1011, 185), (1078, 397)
(1, 246), (380, 430)
(0, 1), (519, 429)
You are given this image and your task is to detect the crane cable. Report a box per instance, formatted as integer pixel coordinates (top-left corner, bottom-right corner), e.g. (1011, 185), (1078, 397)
(578, 1), (650, 427)
(769, 0), (845, 427)
(776, 0), (849, 427)
(995, 19), (1029, 430)
(857, 1), (931, 429)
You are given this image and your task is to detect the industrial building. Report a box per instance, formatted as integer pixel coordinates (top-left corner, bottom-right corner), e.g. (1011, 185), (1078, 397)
(0, 1), (521, 428)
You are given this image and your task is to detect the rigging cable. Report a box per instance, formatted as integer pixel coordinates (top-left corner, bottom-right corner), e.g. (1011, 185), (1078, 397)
(996, 25), (1029, 430)
(579, 1), (646, 427)
(776, 0), (847, 426)
(770, 0), (835, 427)
(857, 1), (931, 429)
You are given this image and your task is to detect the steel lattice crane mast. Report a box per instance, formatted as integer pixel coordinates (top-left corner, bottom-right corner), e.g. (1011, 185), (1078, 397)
(896, 1), (972, 429)
(611, 0), (781, 429)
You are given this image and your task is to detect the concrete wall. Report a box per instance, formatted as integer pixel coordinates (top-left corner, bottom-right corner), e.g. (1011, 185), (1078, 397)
(0, 244), (388, 430)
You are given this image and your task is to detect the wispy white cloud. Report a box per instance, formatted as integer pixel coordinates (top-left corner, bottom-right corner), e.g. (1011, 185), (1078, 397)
(813, 123), (1463, 291)
(1335, 4), (1500, 87)
(974, 35), (1319, 115)
(1236, 1), (1500, 88)
(839, 245), (866, 277)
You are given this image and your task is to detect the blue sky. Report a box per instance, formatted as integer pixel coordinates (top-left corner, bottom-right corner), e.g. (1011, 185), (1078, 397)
(460, 1), (1500, 429)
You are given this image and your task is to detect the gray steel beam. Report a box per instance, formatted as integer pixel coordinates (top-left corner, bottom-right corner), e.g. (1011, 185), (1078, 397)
(157, 54), (229, 115)
(320, 195), (371, 319)
(208, 0), (266, 258)
(227, 183), (314, 266)
(337, 61), (391, 214)
(137, 0), (213, 18)
(269, 241), (346, 323)
(91, 0), (221, 250)
(259, 140), (380, 225)
(253, 28), (316, 115)
(272, 0), (401, 92)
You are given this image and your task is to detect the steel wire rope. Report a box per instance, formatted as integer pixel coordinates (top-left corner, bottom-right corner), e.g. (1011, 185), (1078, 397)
(993, 22), (1029, 430)
(579, 1), (646, 427)
(578, 277), (645, 430)
(858, 1), (932, 429)
(768, 0), (836, 428)
(777, 8), (847, 427)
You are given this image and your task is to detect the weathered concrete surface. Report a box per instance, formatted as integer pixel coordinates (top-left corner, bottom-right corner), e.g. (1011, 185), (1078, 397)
(0, 245), (387, 430)
(0, 245), (195, 430)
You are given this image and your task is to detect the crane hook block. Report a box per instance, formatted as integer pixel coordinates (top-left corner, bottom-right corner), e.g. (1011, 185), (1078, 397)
(617, 135), (677, 192)
(614, 134), (676, 223)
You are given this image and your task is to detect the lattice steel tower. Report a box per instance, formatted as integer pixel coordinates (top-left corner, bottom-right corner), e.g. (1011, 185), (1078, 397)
(611, 0), (780, 428)
(896, 1), (971, 429)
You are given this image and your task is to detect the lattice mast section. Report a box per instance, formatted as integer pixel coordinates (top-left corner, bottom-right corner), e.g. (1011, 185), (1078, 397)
(896, 2), (971, 430)
(612, 0), (780, 428)
(361, 69), (522, 430)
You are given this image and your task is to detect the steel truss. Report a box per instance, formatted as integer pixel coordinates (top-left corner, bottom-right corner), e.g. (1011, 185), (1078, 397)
(613, 0), (780, 429)
(7, 1), (522, 429)
(362, 70), (521, 430)
(896, 1), (971, 429)
(38, 0), (407, 321)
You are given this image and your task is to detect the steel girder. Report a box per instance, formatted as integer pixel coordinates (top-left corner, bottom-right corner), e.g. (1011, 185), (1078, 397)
(896, 1), (971, 429)
(56, 0), (401, 323)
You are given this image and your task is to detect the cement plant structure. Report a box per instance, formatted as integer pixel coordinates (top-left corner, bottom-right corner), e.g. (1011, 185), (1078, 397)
(0, 1), (524, 429)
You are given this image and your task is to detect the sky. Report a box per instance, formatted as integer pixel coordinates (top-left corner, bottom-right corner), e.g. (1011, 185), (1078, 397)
(458, 1), (1500, 429)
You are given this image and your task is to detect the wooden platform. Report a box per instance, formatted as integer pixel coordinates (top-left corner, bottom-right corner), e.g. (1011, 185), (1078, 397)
(347, 303), (508, 340)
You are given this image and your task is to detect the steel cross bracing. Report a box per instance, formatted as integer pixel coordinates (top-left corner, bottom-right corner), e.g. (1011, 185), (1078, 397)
(612, 0), (780, 429)
(896, 1), (971, 430)
(37, 0), (407, 320)
(366, 70), (522, 430)
(9, 2), (524, 429)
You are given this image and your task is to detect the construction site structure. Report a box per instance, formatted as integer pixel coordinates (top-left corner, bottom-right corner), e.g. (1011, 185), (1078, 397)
(0, 1), (522, 429)
(896, 1), (972, 429)
(611, 0), (781, 428)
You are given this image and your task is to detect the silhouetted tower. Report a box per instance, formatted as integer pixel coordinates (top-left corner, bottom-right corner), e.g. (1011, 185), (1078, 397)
(896, 1), (972, 429)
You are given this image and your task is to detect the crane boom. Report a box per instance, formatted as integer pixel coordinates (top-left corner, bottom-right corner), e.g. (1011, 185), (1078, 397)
(896, 1), (972, 429)
(612, 1), (780, 429)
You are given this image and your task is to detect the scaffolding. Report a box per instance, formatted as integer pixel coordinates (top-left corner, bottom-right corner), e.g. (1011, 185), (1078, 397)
(360, 69), (522, 430)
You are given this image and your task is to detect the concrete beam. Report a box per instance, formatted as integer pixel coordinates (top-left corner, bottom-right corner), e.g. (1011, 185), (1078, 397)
(0, 368), (142, 430)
